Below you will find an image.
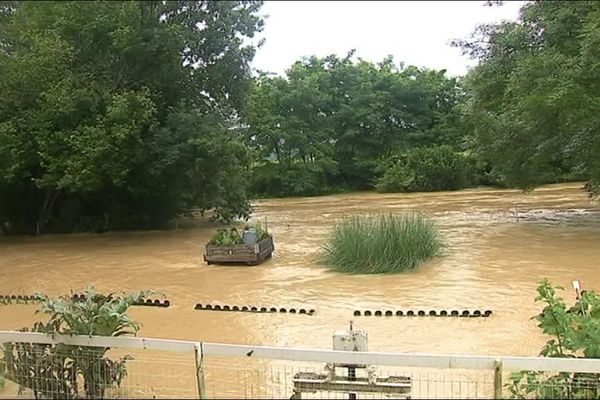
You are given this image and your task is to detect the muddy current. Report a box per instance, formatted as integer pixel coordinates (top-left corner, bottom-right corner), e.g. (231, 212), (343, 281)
(1, 182), (600, 358)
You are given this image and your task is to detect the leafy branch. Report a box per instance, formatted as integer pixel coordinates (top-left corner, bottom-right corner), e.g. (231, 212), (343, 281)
(507, 279), (600, 399)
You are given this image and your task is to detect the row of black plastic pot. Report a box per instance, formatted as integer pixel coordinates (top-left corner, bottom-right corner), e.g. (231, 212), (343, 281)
(0, 294), (38, 301)
(353, 309), (493, 317)
(2, 293), (493, 318)
(0, 294), (169, 308)
(71, 293), (170, 308)
(194, 303), (316, 315)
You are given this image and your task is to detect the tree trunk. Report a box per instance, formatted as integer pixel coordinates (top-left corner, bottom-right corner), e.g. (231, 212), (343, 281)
(37, 189), (59, 235)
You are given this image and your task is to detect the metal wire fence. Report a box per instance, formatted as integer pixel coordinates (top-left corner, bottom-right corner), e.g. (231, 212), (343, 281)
(0, 332), (199, 399)
(2, 331), (600, 399)
(200, 342), (600, 399)
(0, 342), (197, 399)
(501, 369), (600, 399)
(203, 356), (492, 399)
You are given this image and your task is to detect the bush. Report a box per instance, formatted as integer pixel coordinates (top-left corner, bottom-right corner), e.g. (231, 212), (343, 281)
(376, 146), (470, 193)
(375, 164), (416, 192)
(251, 159), (338, 197)
(337, 157), (380, 190)
(507, 280), (600, 399)
(320, 213), (444, 274)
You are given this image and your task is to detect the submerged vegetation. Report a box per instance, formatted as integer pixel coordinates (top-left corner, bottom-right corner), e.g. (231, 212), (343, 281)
(320, 213), (444, 274)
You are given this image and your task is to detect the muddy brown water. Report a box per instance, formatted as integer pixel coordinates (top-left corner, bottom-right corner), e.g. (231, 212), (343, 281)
(1, 182), (599, 359)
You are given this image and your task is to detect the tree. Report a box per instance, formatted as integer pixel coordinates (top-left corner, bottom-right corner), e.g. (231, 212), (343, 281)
(376, 145), (470, 193)
(0, 1), (264, 234)
(245, 53), (467, 196)
(457, 1), (600, 193)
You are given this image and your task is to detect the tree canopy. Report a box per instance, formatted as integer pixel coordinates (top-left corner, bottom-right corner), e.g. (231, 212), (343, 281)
(245, 53), (469, 197)
(0, 1), (264, 234)
(1, 0), (598, 235)
(457, 0), (600, 193)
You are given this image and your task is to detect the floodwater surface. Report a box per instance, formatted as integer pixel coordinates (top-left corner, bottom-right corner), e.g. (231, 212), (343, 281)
(1, 183), (599, 358)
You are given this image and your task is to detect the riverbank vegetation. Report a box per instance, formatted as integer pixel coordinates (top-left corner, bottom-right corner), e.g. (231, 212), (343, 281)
(0, 1), (263, 234)
(458, 1), (600, 196)
(320, 213), (444, 274)
(0, 1), (598, 234)
(245, 56), (474, 197)
(245, 0), (599, 198)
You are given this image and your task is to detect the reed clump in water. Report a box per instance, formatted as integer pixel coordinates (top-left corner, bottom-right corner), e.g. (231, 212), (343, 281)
(320, 213), (444, 274)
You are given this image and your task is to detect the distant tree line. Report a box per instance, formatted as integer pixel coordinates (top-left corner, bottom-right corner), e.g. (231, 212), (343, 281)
(244, 53), (475, 196)
(245, 0), (600, 198)
(0, 0), (598, 234)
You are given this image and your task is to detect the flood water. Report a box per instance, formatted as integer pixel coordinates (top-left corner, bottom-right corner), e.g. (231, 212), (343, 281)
(1, 182), (600, 358)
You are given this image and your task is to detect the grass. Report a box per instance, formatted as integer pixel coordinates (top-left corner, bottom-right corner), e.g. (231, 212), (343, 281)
(320, 213), (444, 274)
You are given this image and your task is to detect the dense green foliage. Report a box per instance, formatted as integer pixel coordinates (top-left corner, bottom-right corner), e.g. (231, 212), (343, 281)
(246, 0), (600, 199)
(457, 1), (600, 193)
(320, 213), (444, 274)
(2, 1), (599, 235)
(508, 280), (600, 399)
(1, 288), (149, 398)
(0, 1), (264, 234)
(245, 54), (469, 197)
(376, 145), (471, 193)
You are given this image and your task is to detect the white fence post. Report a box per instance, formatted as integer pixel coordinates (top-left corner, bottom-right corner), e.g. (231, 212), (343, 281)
(194, 343), (207, 399)
(494, 359), (503, 399)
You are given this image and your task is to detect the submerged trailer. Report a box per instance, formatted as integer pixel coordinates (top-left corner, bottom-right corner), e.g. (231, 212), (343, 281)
(204, 236), (274, 266)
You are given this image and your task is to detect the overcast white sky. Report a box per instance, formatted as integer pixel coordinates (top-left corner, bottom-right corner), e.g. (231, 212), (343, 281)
(251, 1), (525, 77)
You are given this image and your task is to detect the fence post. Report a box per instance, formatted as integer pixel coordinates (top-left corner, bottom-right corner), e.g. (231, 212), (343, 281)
(194, 343), (207, 399)
(494, 359), (503, 399)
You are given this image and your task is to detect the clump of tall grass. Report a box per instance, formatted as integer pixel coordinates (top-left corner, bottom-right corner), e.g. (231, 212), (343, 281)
(320, 213), (444, 274)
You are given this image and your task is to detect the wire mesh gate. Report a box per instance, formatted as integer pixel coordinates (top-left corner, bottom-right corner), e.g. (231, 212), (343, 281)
(2, 331), (600, 399)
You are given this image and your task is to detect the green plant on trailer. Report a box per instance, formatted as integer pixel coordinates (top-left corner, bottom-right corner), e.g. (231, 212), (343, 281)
(255, 218), (271, 241)
(209, 219), (271, 245)
(210, 226), (243, 245)
(320, 213), (444, 274)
